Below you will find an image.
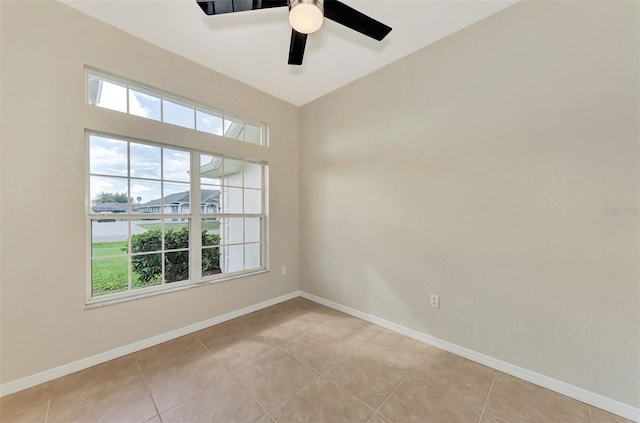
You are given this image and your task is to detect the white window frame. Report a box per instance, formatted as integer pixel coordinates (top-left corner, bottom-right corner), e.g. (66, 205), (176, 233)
(85, 67), (268, 146)
(85, 131), (268, 306)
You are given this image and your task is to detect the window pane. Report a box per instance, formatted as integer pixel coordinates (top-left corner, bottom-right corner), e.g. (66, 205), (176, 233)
(200, 155), (222, 185)
(132, 253), (162, 289)
(163, 149), (191, 182)
(196, 108), (224, 135)
(92, 219), (128, 256)
(201, 186), (221, 214)
(223, 116), (242, 139)
(202, 247), (221, 277)
(244, 188), (261, 214)
(245, 218), (261, 243)
(163, 182), (190, 214)
(222, 245), (243, 273)
(222, 218), (243, 245)
(129, 87), (161, 121)
(245, 243), (261, 270)
(224, 187), (243, 214)
(165, 219), (189, 251)
(130, 143), (161, 179)
(92, 257), (128, 296)
(244, 162), (262, 189)
(223, 158), (243, 186)
(131, 179), (162, 214)
(131, 221), (162, 253)
(90, 176), (129, 213)
(165, 251), (189, 283)
(90, 136), (128, 176)
(163, 98), (194, 129)
(202, 218), (221, 246)
(89, 76), (127, 113)
(244, 123), (262, 145)
(236, 126), (246, 142)
(132, 217), (161, 231)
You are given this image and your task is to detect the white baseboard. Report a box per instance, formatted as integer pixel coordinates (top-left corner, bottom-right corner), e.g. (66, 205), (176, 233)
(300, 291), (640, 423)
(0, 290), (301, 397)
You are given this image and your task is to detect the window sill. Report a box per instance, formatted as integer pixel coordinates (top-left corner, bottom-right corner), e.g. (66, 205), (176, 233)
(85, 269), (269, 309)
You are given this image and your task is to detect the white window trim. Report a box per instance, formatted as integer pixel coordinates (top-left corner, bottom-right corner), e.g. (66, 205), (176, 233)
(85, 131), (268, 307)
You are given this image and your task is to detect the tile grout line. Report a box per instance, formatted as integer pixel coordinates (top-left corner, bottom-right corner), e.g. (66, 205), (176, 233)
(193, 330), (252, 375)
(324, 376), (379, 418)
(253, 308), (383, 419)
(386, 348), (491, 417)
(212, 320), (325, 420)
(310, 306), (446, 420)
(497, 369), (598, 410)
(193, 332), (277, 421)
(274, 314), (446, 420)
(154, 377), (237, 420)
(374, 370), (413, 417)
(478, 371), (497, 423)
(372, 348), (430, 417)
(263, 342), (325, 413)
(241, 373), (272, 423)
(260, 305), (343, 421)
(412, 370), (490, 414)
(269, 328), (381, 419)
(44, 382), (53, 423)
(144, 335), (232, 422)
(132, 354), (163, 423)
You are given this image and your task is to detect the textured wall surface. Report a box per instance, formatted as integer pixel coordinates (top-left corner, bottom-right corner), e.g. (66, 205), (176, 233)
(300, 1), (639, 407)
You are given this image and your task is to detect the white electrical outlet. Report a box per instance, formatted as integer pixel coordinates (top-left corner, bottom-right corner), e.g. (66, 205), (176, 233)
(430, 294), (440, 308)
(281, 266), (287, 275)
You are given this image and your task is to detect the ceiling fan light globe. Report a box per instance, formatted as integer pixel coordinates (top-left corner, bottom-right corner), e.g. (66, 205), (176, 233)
(289, 0), (324, 34)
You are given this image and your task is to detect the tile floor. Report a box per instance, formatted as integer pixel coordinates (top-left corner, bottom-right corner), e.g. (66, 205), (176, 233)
(0, 297), (634, 423)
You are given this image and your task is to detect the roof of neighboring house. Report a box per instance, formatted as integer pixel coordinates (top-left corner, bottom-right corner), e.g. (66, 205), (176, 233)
(139, 190), (219, 208)
(91, 202), (129, 213)
(201, 190), (220, 203)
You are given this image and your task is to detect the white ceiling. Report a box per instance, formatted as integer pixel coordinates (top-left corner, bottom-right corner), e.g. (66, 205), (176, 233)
(60, 0), (515, 106)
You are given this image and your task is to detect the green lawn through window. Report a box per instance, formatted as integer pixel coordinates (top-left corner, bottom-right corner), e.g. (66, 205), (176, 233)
(91, 241), (158, 295)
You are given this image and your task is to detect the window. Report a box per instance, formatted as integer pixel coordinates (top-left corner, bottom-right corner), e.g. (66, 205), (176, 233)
(201, 155), (264, 276)
(86, 68), (267, 146)
(87, 133), (267, 303)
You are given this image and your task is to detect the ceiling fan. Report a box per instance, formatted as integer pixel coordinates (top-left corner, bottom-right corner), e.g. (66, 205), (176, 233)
(196, 0), (392, 65)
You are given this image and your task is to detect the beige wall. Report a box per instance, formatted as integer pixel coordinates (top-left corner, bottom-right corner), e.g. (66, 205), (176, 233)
(300, 0), (639, 407)
(0, 1), (299, 383)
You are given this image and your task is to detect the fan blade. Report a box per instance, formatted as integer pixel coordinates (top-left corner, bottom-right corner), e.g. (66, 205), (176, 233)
(288, 29), (308, 65)
(323, 0), (391, 41)
(197, 0), (287, 16)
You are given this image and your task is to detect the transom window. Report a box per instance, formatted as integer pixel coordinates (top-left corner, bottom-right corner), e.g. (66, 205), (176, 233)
(87, 133), (266, 303)
(86, 68), (267, 146)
